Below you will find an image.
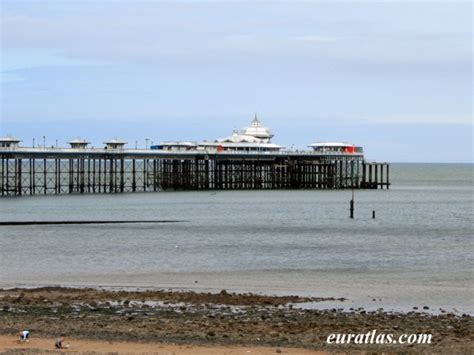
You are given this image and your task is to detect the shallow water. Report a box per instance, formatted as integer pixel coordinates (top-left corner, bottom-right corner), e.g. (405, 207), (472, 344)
(1, 163), (472, 314)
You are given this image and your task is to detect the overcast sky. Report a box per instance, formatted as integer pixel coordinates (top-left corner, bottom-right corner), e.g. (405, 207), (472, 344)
(1, 0), (472, 162)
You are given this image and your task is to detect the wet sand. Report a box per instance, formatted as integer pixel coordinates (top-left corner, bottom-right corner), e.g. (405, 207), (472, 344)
(0, 287), (472, 354)
(0, 335), (324, 354)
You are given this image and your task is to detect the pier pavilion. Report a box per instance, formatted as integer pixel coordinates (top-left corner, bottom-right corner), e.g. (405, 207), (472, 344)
(0, 116), (390, 196)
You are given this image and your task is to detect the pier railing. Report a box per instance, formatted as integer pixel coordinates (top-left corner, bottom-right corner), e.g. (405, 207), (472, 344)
(0, 146), (363, 157)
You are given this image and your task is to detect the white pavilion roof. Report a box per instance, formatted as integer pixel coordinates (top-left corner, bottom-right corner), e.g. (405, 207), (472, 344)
(0, 135), (21, 143)
(241, 114), (274, 139)
(68, 138), (90, 144)
(201, 141), (284, 149)
(216, 130), (262, 144)
(103, 138), (127, 145)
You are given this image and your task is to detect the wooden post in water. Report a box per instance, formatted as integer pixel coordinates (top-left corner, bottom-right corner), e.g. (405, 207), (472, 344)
(350, 188), (355, 219)
(350, 160), (355, 218)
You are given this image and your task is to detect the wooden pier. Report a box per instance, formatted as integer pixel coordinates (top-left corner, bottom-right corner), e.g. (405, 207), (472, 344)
(0, 149), (390, 196)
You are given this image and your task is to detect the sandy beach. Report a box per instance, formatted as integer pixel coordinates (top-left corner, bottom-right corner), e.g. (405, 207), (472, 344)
(0, 335), (325, 354)
(0, 287), (472, 354)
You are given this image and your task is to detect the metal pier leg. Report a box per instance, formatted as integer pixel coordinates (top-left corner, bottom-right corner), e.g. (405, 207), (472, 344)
(5, 158), (9, 195)
(32, 159), (36, 194)
(109, 158), (114, 193)
(1, 156), (4, 196)
(87, 158), (91, 192)
(386, 164), (390, 189)
(143, 159), (147, 191)
(92, 159), (96, 193)
(58, 159), (61, 194)
(17, 159), (22, 196)
(120, 158), (124, 192)
(368, 164), (373, 189)
(375, 164), (378, 189)
(29, 159), (33, 195)
(43, 159), (47, 194)
(69, 159), (73, 193)
(55, 159), (58, 194)
(380, 163), (384, 189)
(132, 159), (136, 192)
(153, 159), (157, 191)
(98, 158), (102, 193)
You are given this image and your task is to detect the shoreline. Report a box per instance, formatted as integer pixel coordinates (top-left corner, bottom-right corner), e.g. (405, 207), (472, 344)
(1, 287), (472, 353)
(1, 282), (471, 316)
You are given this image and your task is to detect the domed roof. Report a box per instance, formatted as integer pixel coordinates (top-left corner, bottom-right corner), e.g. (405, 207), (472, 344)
(241, 114), (274, 140)
(217, 129), (261, 143)
(68, 138), (90, 144)
(103, 138), (127, 145)
(0, 135), (21, 143)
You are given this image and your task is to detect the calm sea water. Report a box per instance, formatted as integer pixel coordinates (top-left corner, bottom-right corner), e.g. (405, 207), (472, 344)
(1, 163), (472, 314)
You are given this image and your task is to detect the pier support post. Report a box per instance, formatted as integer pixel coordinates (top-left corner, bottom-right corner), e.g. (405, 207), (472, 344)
(386, 164), (390, 189)
(0, 151), (390, 195)
(381, 163), (384, 189)
(43, 159), (47, 194)
(120, 158), (125, 192)
(17, 159), (22, 195)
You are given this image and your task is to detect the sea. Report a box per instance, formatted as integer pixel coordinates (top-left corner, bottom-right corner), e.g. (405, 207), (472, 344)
(1, 163), (472, 314)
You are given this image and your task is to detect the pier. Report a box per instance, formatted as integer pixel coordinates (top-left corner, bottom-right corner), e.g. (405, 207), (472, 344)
(0, 148), (389, 196)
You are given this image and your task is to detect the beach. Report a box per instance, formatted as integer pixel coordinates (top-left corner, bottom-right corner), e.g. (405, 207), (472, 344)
(0, 287), (472, 354)
(0, 335), (324, 354)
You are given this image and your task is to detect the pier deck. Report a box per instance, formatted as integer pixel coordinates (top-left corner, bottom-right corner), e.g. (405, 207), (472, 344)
(0, 148), (389, 196)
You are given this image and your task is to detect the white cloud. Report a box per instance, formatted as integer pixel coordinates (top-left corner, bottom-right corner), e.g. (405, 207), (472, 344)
(1, 1), (471, 65)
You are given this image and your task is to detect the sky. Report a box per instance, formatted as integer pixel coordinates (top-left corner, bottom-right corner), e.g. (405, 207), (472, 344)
(0, 0), (472, 162)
